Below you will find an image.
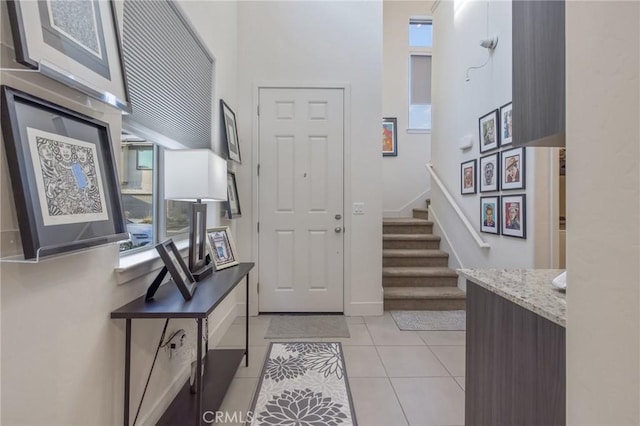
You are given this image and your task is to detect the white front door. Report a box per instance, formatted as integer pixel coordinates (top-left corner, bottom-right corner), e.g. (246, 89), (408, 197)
(258, 87), (344, 312)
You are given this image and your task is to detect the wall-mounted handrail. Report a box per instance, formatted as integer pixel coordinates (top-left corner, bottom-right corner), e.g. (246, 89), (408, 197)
(426, 163), (490, 249)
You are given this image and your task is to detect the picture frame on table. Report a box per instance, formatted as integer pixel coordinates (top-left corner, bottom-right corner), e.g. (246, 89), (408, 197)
(479, 109), (500, 153)
(221, 100), (241, 163)
(461, 159), (477, 195)
(500, 102), (513, 146)
(382, 117), (398, 156)
(0, 85), (128, 260)
(480, 196), (500, 235)
(479, 153), (500, 193)
(6, 0), (131, 112)
(501, 146), (526, 190)
(155, 239), (197, 300)
(225, 171), (242, 219)
(501, 194), (526, 239)
(206, 226), (239, 270)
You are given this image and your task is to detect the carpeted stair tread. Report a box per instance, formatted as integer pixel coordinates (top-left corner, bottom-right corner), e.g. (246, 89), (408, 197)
(383, 218), (433, 225)
(383, 249), (449, 258)
(383, 234), (440, 241)
(383, 266), (458, 277)
(384, 286), (466, 300)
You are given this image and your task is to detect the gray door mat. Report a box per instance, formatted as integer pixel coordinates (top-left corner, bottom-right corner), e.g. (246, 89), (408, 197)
(264, 315), (350, 338)
(390, 310), (466, 331)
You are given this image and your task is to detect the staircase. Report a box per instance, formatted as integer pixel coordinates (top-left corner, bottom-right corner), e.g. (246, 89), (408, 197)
(383, 204), (466, 310)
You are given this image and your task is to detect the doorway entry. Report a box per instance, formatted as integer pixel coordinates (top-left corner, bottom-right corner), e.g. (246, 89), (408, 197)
(258, 87), (345, 312)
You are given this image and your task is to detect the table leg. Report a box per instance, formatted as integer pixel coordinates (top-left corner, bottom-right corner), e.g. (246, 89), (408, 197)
(196, 318), (203, 426)
(245, 273), (249, 367)
(124, 319), (131, 426)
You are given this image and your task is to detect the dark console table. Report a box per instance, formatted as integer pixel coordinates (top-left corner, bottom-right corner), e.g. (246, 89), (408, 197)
(111, 262), (254, 426)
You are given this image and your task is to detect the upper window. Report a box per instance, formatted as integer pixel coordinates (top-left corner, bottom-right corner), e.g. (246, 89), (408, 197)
(409, 19), (432, 48)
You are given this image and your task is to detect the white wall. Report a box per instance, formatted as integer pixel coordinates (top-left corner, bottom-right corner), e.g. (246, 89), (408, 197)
(237, 1), (384, 316)
(382, 0), (432, 217)
(566, 2), (640, 424)
(0, 1), (241, 424)
(430, 0), (553, 269)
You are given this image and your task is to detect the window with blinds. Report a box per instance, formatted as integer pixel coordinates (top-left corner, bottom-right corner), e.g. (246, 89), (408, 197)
(409, 54), (432, 130)
(121, 0), (214, 149)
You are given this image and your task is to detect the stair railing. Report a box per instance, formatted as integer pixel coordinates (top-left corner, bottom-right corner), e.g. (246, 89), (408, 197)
(426, 163), (490, 249)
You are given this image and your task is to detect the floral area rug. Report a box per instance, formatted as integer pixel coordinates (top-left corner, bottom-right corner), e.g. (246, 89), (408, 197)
(247, 342), (356, 425)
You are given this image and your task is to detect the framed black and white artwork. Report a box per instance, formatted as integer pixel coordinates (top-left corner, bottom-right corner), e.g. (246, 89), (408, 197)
(479, 109), (500, 153)
(6, 0), (130, 111)
(500, 102), (513, 146)
(221, 100), (241, 163)
(0, 85), (128, 259)
(225, 171), (241, 219)
(479, 153), (499, 192)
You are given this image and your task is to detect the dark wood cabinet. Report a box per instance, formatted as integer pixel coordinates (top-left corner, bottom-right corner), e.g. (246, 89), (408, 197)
(465, 281), (565, 425)
(512, 0), (566, 147)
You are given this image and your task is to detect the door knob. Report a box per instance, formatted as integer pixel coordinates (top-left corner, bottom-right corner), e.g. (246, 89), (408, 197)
(335, 214), (342, 220)
(335, 227), (342, 233)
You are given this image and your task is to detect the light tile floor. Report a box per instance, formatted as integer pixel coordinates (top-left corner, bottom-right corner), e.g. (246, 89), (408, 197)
(217, 312), (465, 426)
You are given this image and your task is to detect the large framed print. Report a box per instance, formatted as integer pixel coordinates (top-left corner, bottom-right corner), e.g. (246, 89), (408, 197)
(221, 100), (241, 163)
(479, 109), (500, 153)
(501, 146), (526, 190)
(382, 117), (398, 156)
(6, 0), (131, 112)
(206, 226), (239, 270)
(479, 153), (499, 193)
(480, 196), (500, 235)
(156, 239), (197, 300)
(461, 159), (477, 195)
(502, 194), (526, 239)
(0, 85), (127, 259)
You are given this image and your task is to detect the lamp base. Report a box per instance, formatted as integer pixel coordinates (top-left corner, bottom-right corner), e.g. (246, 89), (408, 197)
(192, 263), (213, 281)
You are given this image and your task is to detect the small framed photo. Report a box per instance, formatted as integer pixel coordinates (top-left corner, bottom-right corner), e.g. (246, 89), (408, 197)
(500, 102), (513, 146)
(501, 194), (526, 239)
(382, 117), (398, 156)
(206, 226), (239, 270)
(221, 100), (241, 163)
(6, 0), (130, 111)
(225, 171), (242, 219)
(480, 196), (500, 234)
(461, 159), (477, 195)
(501, 147), (526, 190)
(156, 239), (197, 300)
(479, 153), (500, 192)
(479, 109), (500, 153)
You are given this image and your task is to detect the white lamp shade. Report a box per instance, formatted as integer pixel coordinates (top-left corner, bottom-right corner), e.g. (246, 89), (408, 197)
(164, 149), (227, 201)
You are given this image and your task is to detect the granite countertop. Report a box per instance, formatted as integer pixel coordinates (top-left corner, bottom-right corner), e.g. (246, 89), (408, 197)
(457, 269), (566, 327)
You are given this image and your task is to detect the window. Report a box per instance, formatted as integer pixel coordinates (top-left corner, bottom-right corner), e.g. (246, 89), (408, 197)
(408, 18), (433, 131)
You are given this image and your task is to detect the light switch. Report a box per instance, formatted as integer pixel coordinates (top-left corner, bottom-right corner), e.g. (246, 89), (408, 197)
(353, 202), (364, 215)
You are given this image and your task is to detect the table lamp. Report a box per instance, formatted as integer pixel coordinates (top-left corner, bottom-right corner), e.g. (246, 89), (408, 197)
(164, 149), (227, 280)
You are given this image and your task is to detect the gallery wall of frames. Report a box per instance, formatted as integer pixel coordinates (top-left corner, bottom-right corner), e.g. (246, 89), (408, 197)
(461, 102), (528, 239)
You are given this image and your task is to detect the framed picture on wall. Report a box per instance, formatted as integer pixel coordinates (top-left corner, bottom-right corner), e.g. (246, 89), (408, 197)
(501, 194), (526, 239)
(382, 117), (398, 156)
(479, 109), (500, 153)
(221, 100), (241, 163)
(480, 196), (500, 234)
(461, 159), (477, 195)
(500, 102), (513, 146)
(479, 153), (499, 192)
(501, 146), (526, 190)
(225, 171), (241, 219)
(6, 0), (131, 111)
(0, 85), (128, 260)
(206, 226), (239, 270)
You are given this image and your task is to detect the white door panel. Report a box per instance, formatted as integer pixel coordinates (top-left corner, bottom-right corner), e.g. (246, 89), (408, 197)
(258, 88), (344, 312)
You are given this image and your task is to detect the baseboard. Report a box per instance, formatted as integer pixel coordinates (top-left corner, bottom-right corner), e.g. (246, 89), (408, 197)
(347, 301), (384, 316)
(383, 189), (430, 218)
(428, 205), (466, 291)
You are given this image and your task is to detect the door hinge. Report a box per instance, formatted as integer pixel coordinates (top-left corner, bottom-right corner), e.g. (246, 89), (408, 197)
(257, 221), (260, 233)
(257, 282), (259, 294)
(257, 105), (260, 116)
(257, 163), (260, 176)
